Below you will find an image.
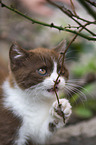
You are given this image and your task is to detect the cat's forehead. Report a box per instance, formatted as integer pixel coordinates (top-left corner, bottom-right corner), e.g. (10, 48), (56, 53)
(30, 47), (58, 55)
(29, 47), (59, 62)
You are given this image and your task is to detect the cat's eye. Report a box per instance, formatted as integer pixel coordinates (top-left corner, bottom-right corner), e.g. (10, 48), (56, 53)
(38, 68), (47, 76)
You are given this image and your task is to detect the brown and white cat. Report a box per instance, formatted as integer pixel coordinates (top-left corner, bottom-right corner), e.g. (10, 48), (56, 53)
(0, 41), (72, 145)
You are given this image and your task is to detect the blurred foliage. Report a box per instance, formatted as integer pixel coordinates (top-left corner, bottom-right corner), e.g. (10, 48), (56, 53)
(69, 41), (96, 77)
(74, 106), (93, 118)
(72, 98), (96, 119)
(69, 81), (96, 119)
(72, 56), (96, 77)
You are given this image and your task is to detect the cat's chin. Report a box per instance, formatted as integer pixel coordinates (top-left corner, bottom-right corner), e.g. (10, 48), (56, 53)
(41, 89), (56, 99)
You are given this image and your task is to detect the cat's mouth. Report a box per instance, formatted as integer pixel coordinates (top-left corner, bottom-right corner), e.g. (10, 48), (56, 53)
(47, 86), (59, 93)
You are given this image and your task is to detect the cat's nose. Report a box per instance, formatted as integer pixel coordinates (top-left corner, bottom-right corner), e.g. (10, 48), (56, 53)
(53, 79), (60, 85)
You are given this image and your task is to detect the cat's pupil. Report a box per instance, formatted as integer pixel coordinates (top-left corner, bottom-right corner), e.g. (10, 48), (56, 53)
(38, 68), (47, 75)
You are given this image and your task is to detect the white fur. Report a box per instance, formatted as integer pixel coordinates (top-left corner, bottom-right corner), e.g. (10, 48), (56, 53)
(2, 62), (72, 145)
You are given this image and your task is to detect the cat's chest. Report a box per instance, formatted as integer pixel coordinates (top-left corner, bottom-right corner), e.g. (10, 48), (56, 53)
(3, 80), (52, 144)
(14, 99), (52, 145)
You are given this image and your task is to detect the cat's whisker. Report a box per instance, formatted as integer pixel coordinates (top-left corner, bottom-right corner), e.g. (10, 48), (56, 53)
(66, 84), (87, 99)
(65, 57), (77, 61)
(64, 86), (79, 104)
(67, 79), (84, 83)
(66, 82), (92, 99)
(65, 85), (79, 97)
(65, 50), (80, 56)
(64, 57), (77, 62)
(65, 83), (87, 105)
(66, 83), (85, 90)
(64, 86), (75, 98)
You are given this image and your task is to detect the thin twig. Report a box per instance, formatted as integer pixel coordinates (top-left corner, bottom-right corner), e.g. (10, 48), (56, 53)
(53, 74), (65, 123)
(64, 25), (80, 29)
(70, 0), (77, 16)
(78, 0), (96, 20)
(85, 0), (96, 7)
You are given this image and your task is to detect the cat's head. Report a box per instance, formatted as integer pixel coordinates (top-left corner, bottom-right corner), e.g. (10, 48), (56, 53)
(9, 41), (69, 99)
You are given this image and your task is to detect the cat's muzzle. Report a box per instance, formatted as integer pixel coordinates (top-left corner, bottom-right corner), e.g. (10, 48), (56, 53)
(47, 86), (59, 93)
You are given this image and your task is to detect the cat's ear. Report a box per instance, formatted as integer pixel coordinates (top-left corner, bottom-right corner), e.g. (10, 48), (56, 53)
(53, 40), (67, 54)
(9, 42), (28, 63)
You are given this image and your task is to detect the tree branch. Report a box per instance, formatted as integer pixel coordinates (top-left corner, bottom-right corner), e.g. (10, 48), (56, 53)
(0, 1), (96, 41)
(47, 0), (96, 36)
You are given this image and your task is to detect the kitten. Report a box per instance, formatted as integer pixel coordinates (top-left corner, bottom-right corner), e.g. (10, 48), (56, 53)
(0, 41), (72, 145)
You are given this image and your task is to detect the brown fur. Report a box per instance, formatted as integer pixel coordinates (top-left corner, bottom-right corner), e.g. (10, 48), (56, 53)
(0, 67), (22, 145)
(0, 105), (21, 145)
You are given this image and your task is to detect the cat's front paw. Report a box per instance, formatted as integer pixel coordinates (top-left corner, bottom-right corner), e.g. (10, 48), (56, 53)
(49, 99), (72, 132)
(50, 99), (72, 120)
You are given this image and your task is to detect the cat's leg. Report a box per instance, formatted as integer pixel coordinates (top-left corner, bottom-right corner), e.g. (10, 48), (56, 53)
(49, 98), (72, 132)
(38, 99), (72, 144)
